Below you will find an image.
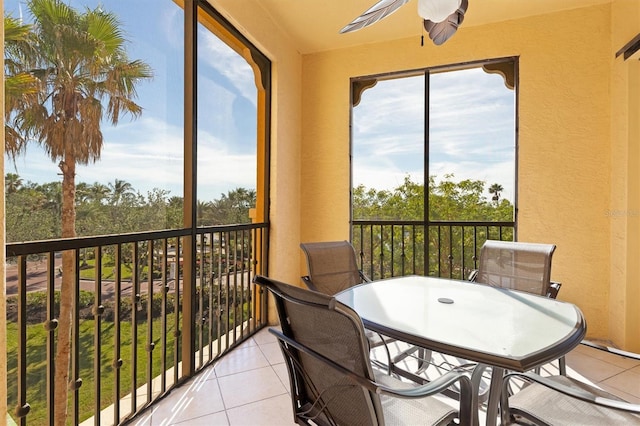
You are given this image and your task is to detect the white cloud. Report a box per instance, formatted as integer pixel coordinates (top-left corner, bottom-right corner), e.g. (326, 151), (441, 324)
(6, 116), (255, 201)
(196, 130), (257, 200)
(199, 30), (257, 105)
(352, 66), (516, 202)
(3, 0), (256, 203)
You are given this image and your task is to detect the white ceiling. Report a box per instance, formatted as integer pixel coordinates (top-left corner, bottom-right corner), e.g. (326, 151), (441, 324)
(255, 0), (612, 54)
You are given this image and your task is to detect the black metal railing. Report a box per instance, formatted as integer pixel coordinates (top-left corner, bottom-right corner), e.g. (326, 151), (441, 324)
(5, 223), (268, 426)
(352, 220), (515, 281)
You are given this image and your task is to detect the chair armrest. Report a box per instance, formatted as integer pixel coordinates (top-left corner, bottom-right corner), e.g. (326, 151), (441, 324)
(503, 371), (640, 413)
(270, 327), (471, 399)
(300, 275), (318, 292)
(377, 368), (472, 399)
(546, 281), (561, 299)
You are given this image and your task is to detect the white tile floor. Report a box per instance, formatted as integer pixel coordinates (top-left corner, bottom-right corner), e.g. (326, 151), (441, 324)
(128, 328), (295, 426)
(127, 327), (640, 426)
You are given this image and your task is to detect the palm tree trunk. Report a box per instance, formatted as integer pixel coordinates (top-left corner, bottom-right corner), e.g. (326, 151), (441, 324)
(54, 157), (76, 426)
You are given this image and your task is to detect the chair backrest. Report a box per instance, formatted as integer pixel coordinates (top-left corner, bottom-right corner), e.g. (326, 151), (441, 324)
(254, 275), (383, 425)
(476, 240), (556, 296)
(300, 240), (366, 295)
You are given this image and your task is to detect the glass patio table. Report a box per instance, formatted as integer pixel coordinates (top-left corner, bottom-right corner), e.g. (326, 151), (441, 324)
(335, 275), (586, 426)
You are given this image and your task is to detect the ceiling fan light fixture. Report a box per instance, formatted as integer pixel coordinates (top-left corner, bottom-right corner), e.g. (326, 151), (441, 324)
(417, 0), (462, 23)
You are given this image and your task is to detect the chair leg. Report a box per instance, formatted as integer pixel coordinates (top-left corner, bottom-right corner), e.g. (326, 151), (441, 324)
(391, 345), (421, 364)
(415, 348), (433, 374)
(368, 331), (395, 375)
(380, 335), (393, 375)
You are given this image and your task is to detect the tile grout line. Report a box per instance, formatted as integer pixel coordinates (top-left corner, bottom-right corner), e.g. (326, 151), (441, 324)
(213, 366), (232, 426)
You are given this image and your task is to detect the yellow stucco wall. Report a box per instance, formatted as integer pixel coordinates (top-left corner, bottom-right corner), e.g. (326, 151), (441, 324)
(211, 0), (638, 347)
(610, 0), (640, 351)
(300, 5), (617, 343)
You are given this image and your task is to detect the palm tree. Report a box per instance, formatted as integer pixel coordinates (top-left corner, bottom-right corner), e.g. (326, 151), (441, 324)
(212, 187), (257, 225)
(4, 1), (153, 423)
(89, 182), (111, 204)
(108, 178), (134, 206)
(5, 172), (23, 194)
(489, 183), (504, 204)
(197, 200), (209, 226)
(4, 15), (38, 156)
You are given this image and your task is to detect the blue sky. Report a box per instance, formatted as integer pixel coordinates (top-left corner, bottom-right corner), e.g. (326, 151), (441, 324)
(4, 0), (257, 202)
(353, 67), (515, 202)
(5, 1), (513, 204)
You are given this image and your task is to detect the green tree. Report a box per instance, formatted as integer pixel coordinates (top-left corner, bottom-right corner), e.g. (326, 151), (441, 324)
(6, 183), (60, 241)
(5, 172), (23, 194)
(489, 183), (504, 204)
(4, 15), (38, 156)
(353, 174), (514, 279)
(138, 188), (173, 230)
(167, 196), (184, 228)
(75, 181), (91, 204)
(4, 1), (153, 423)
(76, 183), (111, 236)
(36, 181), (63, 218)
(108, 178), (135, 206)
(87, 181), (110, 204)
(429, 174), (490, 221)
(196, 199), (214, 226)
(211, 187), (256, 225)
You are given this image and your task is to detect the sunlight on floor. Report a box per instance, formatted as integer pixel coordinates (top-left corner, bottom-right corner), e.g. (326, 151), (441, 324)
(128, 327), (640, 425)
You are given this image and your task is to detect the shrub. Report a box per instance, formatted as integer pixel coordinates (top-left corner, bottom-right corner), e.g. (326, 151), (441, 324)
(6, 290), (177, 324)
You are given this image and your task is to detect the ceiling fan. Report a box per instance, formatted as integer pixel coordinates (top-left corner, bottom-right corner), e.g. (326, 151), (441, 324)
(340, 0), (469, 46)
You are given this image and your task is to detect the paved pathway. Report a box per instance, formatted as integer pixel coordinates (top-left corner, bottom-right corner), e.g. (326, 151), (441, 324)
(5, 259), (172, 300)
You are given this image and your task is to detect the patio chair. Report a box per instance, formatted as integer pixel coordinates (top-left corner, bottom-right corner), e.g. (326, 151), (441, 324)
(470, 239), (566, 377)
(254, 274), (475, 426)
(300, 240), (371, 295)
(469, 240), (561, 299)
(500, 342), (640, 425)
(402, 241), (565, 384)
(300, 240), (397, 372)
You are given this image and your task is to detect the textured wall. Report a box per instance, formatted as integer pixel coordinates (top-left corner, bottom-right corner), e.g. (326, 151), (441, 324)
(209, 0), (638, 347)
(609, 0), (640, 351)
(300, 4), (618, 342)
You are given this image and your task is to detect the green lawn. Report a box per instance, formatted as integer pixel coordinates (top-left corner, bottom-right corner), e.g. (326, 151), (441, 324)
(6, 317), (180, 425)
(6, 284), (254, 425)
(78, 257), (137, 280)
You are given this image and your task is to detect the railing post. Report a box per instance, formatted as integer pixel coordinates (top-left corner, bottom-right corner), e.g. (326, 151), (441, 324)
(6, 225), (267, 424)
(16, 257), (29, 426)
(352, 220), (514, 280)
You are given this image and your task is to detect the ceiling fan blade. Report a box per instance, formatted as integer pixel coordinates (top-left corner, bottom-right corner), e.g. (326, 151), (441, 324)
(340, 0), (411, 34)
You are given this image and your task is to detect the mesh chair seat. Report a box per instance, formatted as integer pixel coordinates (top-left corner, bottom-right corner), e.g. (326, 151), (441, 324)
(503, 373), (640, 425)
(254, 275), (474, 426)
(300, 240), (396, 372)
(300, 240), (368, 294)
(375, 372), (459, 425)
(473, 240), (559, 297)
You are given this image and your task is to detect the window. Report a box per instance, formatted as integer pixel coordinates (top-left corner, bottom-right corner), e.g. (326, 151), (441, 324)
(196, 4), (270, 227)
(4, 0), (271, 239)
(3, 1), (271, 421)
(351, 59), (516, 279)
